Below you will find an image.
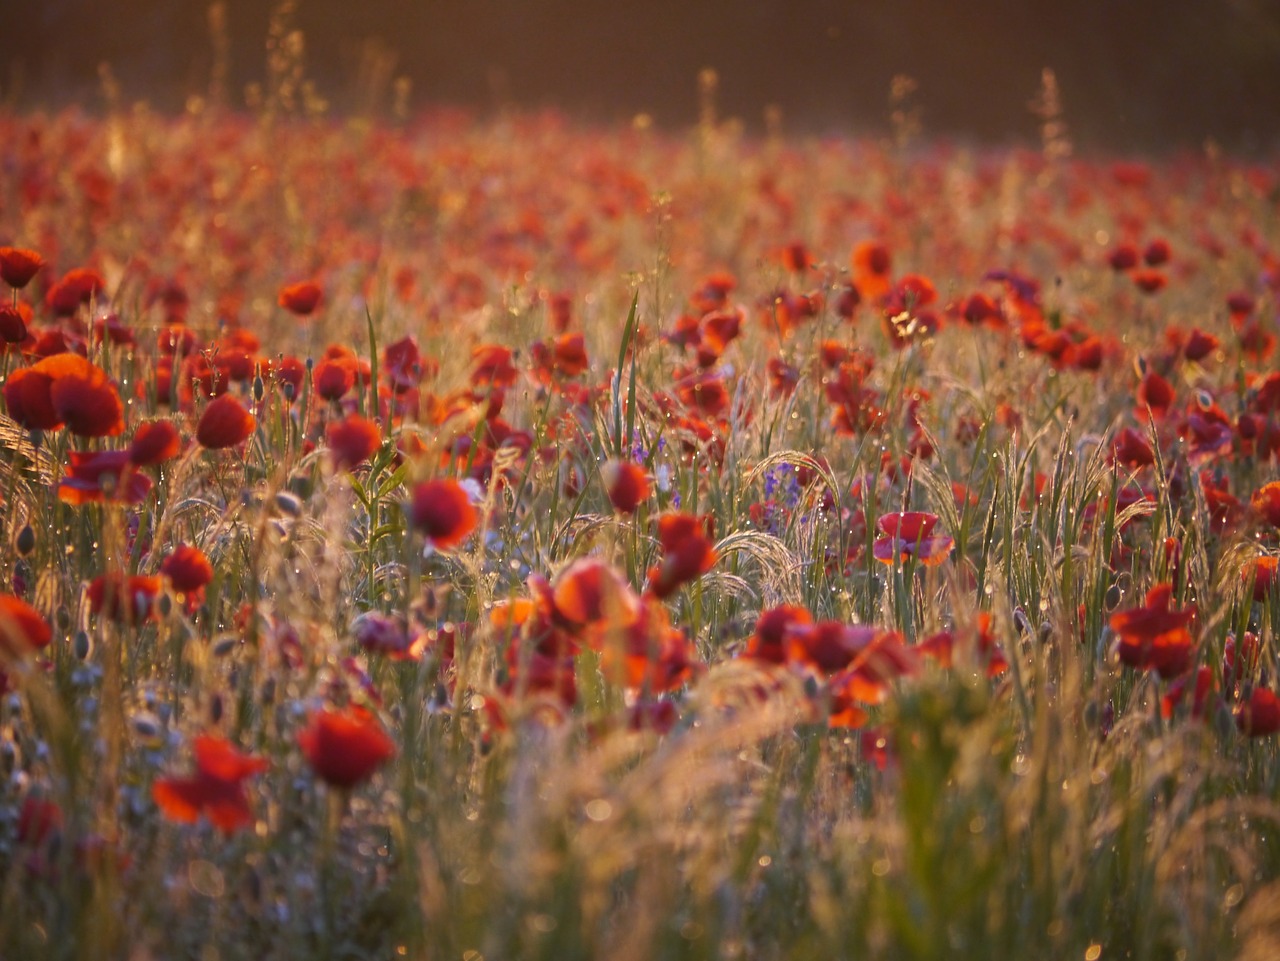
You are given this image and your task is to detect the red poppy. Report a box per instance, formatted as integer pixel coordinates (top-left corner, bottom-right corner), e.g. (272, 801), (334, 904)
(1106, 244), (1139, 271)
(1252, 482), (1280, 528)
(1135, 369), (1175, 419)
(88, 574), (164, 625)
(152, 734), (269, 833)
(4, 354), (124, 437)
(196, 393), (255, 449)
(160, 544), (214, 594)
(46, 267), (107, 316)
(1111, 426), (1155, 469)
(0, 247), (44, 289)
(552, 557), (642, 631)
(313, 357), (357, 402)
(872, 511), (953, 566)
(278, 280), (323, 316)
(1110, 583), (1196, 678)
(407, 478), (478, 549)
(744, 604), (813, 664)
(851, 240), (893, 301)
(1143, 238), (1171, 266)
(1245, 556), (1278, 602)
(327, 414), (382, 471)
(1182, 328), (1219, 362)
(57, 450), (153, 505)
(298, 705), (395, 788)
(0, 304), (28, 343)
(1161, 665), (1213, 721)
(1131, 269), (1167, 294)
(602, 459), (650, 514)
(129, 420), (182, 466)
(0, 594), (52, 656)
(383, 336), (427, 392)
(647, 512), (718, 598)
(1236, 688), (1280, 737)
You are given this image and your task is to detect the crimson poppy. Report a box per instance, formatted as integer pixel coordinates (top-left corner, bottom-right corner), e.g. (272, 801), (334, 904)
(298, 705), (395, 788)
(1161, 665), (1213, 721)
(1236, 688), (1280, 737)
(196, 393), (255, 449)
(46, 267), (106, 316)
(851, 240), (892, 301)
(45, 354), (125, 437)
(602, 459), (649, 514)
(3, 365), (61, 430)
(0, 305), (28, 343)
(407, 478), (478, 550)
(278, 280), (322, 316)
(1182, 328), (1219, 362)
(326, 414), (382, 471)
(0, 247), (44, 289)
(152, 734), (268, 833)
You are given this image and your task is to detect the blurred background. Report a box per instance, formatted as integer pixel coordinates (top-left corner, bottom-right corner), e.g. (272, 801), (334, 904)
(5, 0), (1280, 153)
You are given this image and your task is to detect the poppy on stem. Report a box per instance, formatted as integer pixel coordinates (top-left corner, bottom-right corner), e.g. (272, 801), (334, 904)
(152, 735), (269, 833)
(196, 393), (255, 449)
(298, 705), (395, 788)
(407, 478), (478, 550)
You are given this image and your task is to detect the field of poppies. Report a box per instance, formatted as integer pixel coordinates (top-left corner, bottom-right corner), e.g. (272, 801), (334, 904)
(0, 95), (1279, 960)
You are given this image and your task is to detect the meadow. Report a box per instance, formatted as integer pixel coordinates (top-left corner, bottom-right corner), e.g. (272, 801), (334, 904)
(0, 91), (1278, 961)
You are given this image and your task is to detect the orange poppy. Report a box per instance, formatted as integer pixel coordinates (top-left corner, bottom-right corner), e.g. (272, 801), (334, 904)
(298, 705), (395, 788)
(1252, 482), (1280, 528)
(551, 557), (641, 631)
(196, 394), (255, 449)
(850, 240), (893, 301)
(407, 478), (478, 550)
(152, 734), (269, 833)
(0, 594), (52, 656)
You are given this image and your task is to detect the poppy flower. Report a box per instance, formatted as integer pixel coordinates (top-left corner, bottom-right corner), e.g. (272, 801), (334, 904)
(551, 557), (641, 631)
(1161, 665), (1213, 721)
(298, 704), (395, 788)
(1106, 244), (1139, 271)
(1135, 369), (1175, 418)
(1182, 328), (1219, 362)
(0, 594), (52, 656)
(1111, 426), (1155, 469)
(46, 267), (106, 316)
(1132, 269), (1167, 294)
(160, 544), (214, 594)
(743, 604), (813, 664)
(152, 734), (269, 833)
(88, 574), (164, 625)
(872, 511), (953, 566)
(1252, 482), (1280, 529)
(278, 280), (322, 316)
(647, 512), (718, 598)
(1143, 238), (1171, 266)
(57, 450), (153, 505)
(313, 357), (357, 402)
(0, 247), (44, 289)
(326, 414), (382, 471)
(0, 305), (28, 343)
(196, 393), (255, 449)
(46, 355), (125, 437)
(1236, 688), (1280, 737)
(3, 365), (62, 430)
(851, 240), (893, 301)
(602, 459), (650, 514)
(383, 336), (427, 392)
(128, 420), (182, 466)
(1245, 556), (1278, 602)
(1110, 583), (1196, 678)
(407, 478), (478, 550)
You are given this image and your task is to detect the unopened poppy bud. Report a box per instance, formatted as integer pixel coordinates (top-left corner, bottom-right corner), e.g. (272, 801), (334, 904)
(73, 630), (92, 660)
(15, 525), (35, 556)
